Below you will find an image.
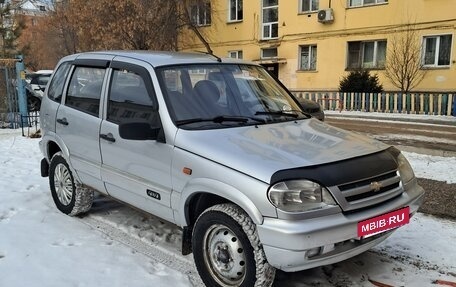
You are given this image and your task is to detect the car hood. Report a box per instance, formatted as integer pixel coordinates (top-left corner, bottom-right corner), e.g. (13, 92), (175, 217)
(174, 119), (389, 183)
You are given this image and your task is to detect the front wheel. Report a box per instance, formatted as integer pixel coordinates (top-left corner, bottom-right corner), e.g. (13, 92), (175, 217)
(192, 203), (275, 287)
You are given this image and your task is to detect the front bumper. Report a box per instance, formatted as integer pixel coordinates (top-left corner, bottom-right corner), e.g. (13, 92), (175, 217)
(257, 183), (425, 272)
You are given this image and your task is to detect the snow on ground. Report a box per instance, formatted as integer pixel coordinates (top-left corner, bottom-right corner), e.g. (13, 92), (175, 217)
(0, 129), (192, 287)
(403, 151), (456, 184)
(325, 110), (456, 123)
(0, 128), (455, 286)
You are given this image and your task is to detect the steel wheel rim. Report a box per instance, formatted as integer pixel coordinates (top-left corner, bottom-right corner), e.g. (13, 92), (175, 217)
(203, 224), (247, 286)
(53, 163), (73, 206)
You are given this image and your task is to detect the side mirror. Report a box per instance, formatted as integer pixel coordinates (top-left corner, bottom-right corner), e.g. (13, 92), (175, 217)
(118, 122), (160, 141)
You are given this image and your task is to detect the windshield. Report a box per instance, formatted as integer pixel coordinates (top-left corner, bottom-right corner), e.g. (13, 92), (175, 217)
(157, 64), (308, 129)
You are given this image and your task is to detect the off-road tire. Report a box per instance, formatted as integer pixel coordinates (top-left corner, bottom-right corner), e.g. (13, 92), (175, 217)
(49, 152), (93, 216)
(192, 203), (276, 287)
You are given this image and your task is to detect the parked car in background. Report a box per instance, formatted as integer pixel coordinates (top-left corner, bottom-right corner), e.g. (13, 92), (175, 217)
(39, 51), (424, 287)
(296, 97), (325, 121)
(25, 70), (53, 112)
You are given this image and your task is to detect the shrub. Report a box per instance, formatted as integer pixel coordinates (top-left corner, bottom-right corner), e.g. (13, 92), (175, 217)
(339, 70), (383, 93)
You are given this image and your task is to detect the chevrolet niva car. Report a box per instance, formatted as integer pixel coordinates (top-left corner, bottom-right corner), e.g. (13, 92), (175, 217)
(39, 51), (424, 287)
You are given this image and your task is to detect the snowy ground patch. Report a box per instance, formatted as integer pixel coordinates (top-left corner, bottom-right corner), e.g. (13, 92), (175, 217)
(403, 152), (456, 184)
(326, 110), (456, 123)
(0, 129), (192, 287)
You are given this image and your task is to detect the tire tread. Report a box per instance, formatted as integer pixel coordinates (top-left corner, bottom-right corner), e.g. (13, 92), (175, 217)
(197, 203), (276, 287)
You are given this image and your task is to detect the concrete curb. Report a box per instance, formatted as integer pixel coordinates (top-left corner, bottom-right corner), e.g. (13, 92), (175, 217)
(396, 145), (456, 158)
(325, 113), (456, 126)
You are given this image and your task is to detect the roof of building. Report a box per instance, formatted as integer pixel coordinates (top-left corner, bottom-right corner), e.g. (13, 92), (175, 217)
(13, 0), (52, 15)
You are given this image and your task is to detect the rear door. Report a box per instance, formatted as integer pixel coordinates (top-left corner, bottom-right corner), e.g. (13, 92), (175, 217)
(99, 60), (174, 222)
(55, 59), (110, 192)
(40, 61), (71, 134)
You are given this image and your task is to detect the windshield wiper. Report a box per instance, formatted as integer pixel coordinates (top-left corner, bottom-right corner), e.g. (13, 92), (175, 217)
(255, 111), (299, 118)
(255, 110), (312, 119)
(176, 115), (265, 126)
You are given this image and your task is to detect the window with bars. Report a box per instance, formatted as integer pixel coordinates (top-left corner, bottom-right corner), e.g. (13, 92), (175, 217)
(190, 1), (211, 26)
(261, 48), (278, 58)
(229, 0), (243, 22)
(262, 0), (278, 40)
(422, 35), (452, 67)
(347, 40), (386, 69)
(299, 45), (317, 71)
(300, 0), (319, 13)
(348, 0), (387, 7)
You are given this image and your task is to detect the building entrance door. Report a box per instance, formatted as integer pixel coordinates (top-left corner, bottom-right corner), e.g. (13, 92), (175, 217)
(261, 63), (279, 78)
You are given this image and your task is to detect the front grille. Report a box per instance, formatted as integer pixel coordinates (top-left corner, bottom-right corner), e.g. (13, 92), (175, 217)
(345, 182), (400, 202)
(329, 170), (404, 212)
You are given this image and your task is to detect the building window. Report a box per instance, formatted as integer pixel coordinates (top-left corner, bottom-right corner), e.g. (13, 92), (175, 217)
(299, 45), (317, 70)
(261, 48), (278, 58)
(229, 0), (243, 22)
(228, 50), (243, 59)
(347, 40), (386, 69)
(300, 0), (319, 13)
(262, 0), (278, 40)
(348, 0), (387, 7)
(190, 1), (211, 26)
(422, 35), (452, 67)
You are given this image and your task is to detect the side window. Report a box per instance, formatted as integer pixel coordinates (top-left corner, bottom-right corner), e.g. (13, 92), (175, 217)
(107, 69), (156, 125)
(66, 66), (106, 117)
(47, 62), (71, 103)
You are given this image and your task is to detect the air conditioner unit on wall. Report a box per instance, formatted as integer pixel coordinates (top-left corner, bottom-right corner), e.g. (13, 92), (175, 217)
(318, 8), (334, 23)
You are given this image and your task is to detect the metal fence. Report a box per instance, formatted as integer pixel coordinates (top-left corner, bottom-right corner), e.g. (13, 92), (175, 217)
(292, 91), (456, 116)
(20, 112), (40, 137)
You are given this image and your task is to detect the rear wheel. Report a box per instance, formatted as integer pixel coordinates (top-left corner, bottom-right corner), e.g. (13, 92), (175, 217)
(192, 203), (275, 287)
(49, 153), (93, 216)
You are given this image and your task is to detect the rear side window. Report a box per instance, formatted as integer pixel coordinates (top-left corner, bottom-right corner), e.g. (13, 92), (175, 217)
(107, 69), (156, 125)
(47, 62), (70, 103)
(66, 66), (106, 117)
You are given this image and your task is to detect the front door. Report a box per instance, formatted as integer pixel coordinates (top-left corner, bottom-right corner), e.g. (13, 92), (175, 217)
(99, 60), (174, 222)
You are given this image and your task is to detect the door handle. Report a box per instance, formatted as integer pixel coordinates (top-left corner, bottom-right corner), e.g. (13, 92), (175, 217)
(100, 133), (116, 143)
(56, 118), (68, 126)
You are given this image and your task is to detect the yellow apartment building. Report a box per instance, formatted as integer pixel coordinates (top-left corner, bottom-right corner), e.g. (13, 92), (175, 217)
(179, 0), (456, 93)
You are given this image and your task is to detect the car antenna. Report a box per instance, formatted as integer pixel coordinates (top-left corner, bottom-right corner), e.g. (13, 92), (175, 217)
(195, 50), (222, 63)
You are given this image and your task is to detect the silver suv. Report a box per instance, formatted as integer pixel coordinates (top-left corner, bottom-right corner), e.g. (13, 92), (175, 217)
(39, 51), (424, 287)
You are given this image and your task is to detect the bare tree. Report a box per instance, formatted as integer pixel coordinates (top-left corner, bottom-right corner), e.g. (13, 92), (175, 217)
(18, 0), (214, 68)
(181, 0), (213, 55)
(384, 24), (426, 93)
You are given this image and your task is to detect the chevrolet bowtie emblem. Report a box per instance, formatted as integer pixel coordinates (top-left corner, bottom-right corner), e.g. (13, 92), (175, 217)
(370, 181), (383, 192)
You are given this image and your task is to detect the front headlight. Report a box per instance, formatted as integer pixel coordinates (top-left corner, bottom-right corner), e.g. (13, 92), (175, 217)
(268, 180), (337, 213)
(397, 153), (415, 184)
